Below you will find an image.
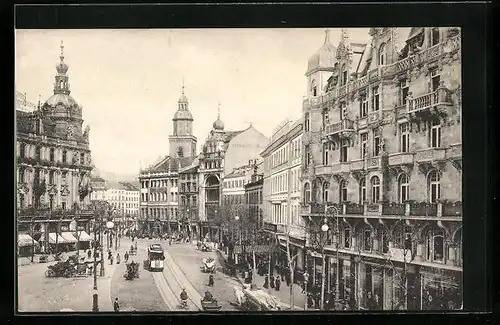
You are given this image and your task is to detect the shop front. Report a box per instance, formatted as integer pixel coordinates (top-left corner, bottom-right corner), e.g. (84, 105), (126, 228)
(420, 267), (462, 310)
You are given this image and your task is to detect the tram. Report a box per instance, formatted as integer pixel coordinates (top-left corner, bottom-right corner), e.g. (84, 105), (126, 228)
(145, 244), (165, 271)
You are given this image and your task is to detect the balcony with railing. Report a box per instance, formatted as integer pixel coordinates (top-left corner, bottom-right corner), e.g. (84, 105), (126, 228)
(409, 202), (438, 217)
(331, 161), (351, 173)
(388, 152), (415, 166)
(345, 202), (364, 215)
(322, 119), (355, 139)
(440, 201), (462, 217)
(415, 148), (447, 163)
(315, 165), (333, 176)
(407, 86), (453, 115)
(381, 202), (406, 215)
(350, 159), (364, 171)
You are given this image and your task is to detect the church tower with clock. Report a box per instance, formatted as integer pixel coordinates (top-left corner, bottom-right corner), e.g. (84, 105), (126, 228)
(168, 84), (197, 159)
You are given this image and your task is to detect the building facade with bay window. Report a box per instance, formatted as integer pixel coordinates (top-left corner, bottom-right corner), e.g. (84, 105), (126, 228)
(300, 28), (462, 310)
(16, 42), (94, 255)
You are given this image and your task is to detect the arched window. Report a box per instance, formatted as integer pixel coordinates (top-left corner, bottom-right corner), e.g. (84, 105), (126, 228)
(62, 150), (67, 164)
(50, 148), (55, 162)
(340, 180), (348, 202)
(323, 182), (329, 203)
(341, 64), (347, 86)
(304, 183), (311, 204)
(19, 143), (26, 158)
(311, 79), (318, 97)
(398, 174), (410, 203)
(378, 43), (387, 65)
(431, 27), (440, 46)
(371, 176), (380, 203)
(35, 146), (41, 160)
(428, 170), (441, 203)
(359, 177), (367, 203)
(363, 228), (372, 251)
(426, 228), (445, 262)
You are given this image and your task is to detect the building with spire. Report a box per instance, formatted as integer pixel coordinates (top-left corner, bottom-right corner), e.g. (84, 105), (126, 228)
(197, 103), (268, 241)
(300, 28), (462, 310)
(138, 85), (198, 236)
(16, 41), (94, 254)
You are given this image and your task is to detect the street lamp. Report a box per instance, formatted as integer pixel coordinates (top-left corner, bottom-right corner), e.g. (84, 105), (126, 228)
(320, 218), (329, 310)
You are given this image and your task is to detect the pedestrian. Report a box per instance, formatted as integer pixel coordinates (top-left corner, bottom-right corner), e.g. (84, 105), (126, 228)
(366, 291), (376, 310)
(244, 270), (249, 284)
(374, 293), (381, 310)
(108, 250), (112, 260)
(275, 277), (281, 291)
(285, 270), (291, 286)
(134, 241), (137, 251)
(263, 275), (269, 289)
(208, 274), (214, 287)
(270, 275), (275, 289)
(116, 252), (121, 264)
(113, 298), (120, 312)
(124, 251), (129, 263)
(110, 254), (114, 265)
(280, 267), (285, 281)
(348, 295), (356, 310)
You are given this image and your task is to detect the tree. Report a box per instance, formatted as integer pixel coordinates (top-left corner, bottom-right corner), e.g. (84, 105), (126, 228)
(276, 224), (303, 309)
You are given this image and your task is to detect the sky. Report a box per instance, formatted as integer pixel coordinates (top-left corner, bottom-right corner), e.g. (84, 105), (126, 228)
(15, 28), (370, 177)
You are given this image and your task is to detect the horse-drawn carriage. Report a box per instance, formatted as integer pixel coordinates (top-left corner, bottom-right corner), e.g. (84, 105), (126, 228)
(45, 255), (90, 278)
(201, 257), (216, 273)
(124, 261), (140, 280)
(197, 241), (212, 252)
(129, 245), (137, 256)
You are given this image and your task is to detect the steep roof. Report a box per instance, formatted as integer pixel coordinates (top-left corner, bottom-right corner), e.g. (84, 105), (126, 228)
(179, 155), (200, 174)
(145, 155), (194, 173)
(107, 181), (140, 191)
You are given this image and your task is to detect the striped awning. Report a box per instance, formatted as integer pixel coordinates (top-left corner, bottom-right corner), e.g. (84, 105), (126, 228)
(75, 231), (93, 242)
(61, 232), (78, 243)
(44, 233), (67, 244)
(18, 233), (39, 247)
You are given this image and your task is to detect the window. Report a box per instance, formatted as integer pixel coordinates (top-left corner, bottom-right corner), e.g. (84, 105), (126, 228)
(364, 229), (372, 251)
(378, 43), (386, 65)
(80, 153), (85, 164)
(433, 229), (444, 262)
(344, 228), (351, 248)
(304, 112), (311, 132)
(430, 119), (441, 148)
(62, 202), (66, 210)
(341, 64), (347, 86)
(311, 80), (318, 97)
(381, 230), (389, 253)
(360, 94), (368, 117)
(323, 182), (329, 202)
(49, 148), (55, 162)
(400, 79), (409, 105)
(360, 133), (368, 158)
(49, 170), (55, 184)
(19, 143), (26, 158)
(371, 176), (380, 203)
(398, 174), (410, 203)
(340, 180), (348, 202)
(373, 130), (381, 156)
(340, 139), (348, 163)
(428, 170), (441, 203)
(305, 145), (312, 167)
(323, 142), (329, 165)
(359, 177), (367, 203)
(19, 168), (25, 183)
(35, 147), (41, 160)
(322, 108), (329, 127)
(431, 69), (440, 92)
(400, 123), (410, 152)
(372, 86), (380, 111)
(303, 183), (311, 204)
(340, 102), (347, 119)
(431, 28), (440, 46)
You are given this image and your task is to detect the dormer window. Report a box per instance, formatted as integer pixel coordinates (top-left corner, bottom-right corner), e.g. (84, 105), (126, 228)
(378, 43), (387, 65)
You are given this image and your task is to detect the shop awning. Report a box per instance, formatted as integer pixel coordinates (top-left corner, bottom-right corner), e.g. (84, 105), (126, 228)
(18, 233), (40, 247)
(61, 232), (78, 243)
(75, 231), (93, 242)
(46, 233), (67, 244)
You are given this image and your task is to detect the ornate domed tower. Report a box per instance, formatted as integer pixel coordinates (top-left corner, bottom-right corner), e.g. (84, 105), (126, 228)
(305, 29), (336, 98)
(212, 103), (225, 131)
(42, 41), (84, 142)
(168, 83), (197, 158)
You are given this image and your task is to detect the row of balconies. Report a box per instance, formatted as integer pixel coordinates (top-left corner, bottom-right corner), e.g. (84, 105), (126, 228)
(321, 87), (454, 140)
(17, 155), (92, 170)
(315, 144), (462, 176)
(17, 206), (94, 218)
(302, 34), (460, 110)
(301, 200), (462, 219)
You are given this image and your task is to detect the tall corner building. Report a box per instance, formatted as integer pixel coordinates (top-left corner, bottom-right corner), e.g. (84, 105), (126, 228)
(300, 28), (462, 310)
(138, 87), (197, 236)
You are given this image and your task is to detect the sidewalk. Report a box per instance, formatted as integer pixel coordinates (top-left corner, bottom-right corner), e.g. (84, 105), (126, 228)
(216, 249), (307, 310)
